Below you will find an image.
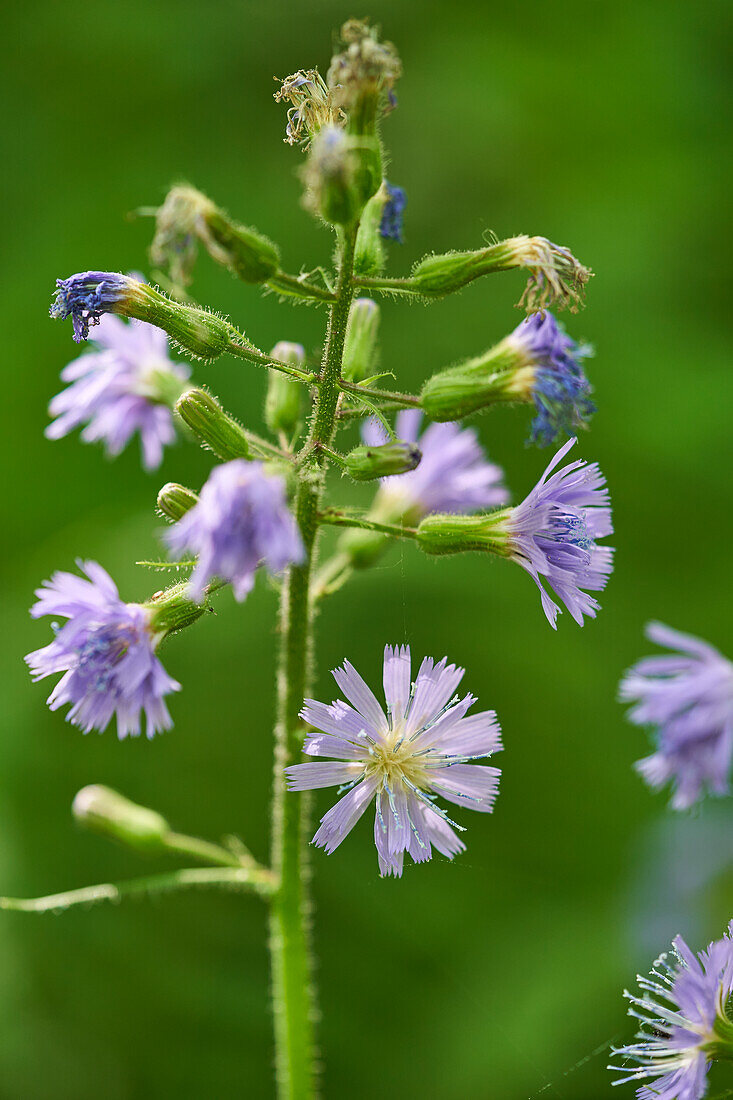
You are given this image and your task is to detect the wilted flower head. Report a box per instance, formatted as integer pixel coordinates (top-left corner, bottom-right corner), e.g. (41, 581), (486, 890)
(327, 19), (401, 117)
(379, 181), (407, 242)
(508, 235), (592, 313)
(507, 437), (613, 627)
(274, 69), (344, 147)
(50, 271), (139, 343)
(507, 311), (595, 445)
(46, 314), (190, 470)
(149, 185), (220, 288)
(620, 623), (733, 810)
(165, 460), (304, 602)
(286, 644), (502, 877)
(25, 561), (180, 738)
(609, 921), (733, 1099)
(364, 409), (509, 523)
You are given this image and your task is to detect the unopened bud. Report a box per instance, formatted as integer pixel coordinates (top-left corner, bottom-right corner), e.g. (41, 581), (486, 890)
(266, 342), (306, 436)
(150, 185), (280, 286)
(342, 298), (380, 382)
(344, 440), (421, 481)
(410, 236), (591, 311)
(145, 581), (209, 636)
(416, 510), (513, 557)
(157, 482), (199, 523)
(354, 187), (387, 276)
(176, 388), (250, 461)
(72, 785), (170, 853)
(420, 339), (526, 421)
(50, 272), (233, 359)
(301, 126), (364, 226)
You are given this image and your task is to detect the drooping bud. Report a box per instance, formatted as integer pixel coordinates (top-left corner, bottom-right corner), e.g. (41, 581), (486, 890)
(344, 440), (421, 481)
(342, 298), (380, 382)
(150, 185), (280, 287)
(301, 126), (363, 226)
(416, 510), (513, 557)
(157, 482), (199, 523)
(176, 387), (251, 461)
(410, 236), (592, 311)
(328, 20), (401, 135)
(72, 785), (170, 853)
(274, 69), (345, 148)
(50, 272), (233, 359)
(265, 342), (306, 437)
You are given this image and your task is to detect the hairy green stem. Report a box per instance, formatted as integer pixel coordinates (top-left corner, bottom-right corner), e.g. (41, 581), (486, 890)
(0, 866), (277, 914)
(267, 271), (337, 304)
(269, 224), (359, 1100)
(338, 380), (420, 407)
(163, 832), (245, 868)
(319, 511), (418, 539)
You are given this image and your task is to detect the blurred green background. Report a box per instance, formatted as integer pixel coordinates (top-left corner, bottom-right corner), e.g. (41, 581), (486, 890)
(2, 1), (732, 1096)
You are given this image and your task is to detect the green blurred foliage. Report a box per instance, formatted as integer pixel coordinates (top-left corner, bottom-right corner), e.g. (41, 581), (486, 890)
(1, 0), (732, 1096)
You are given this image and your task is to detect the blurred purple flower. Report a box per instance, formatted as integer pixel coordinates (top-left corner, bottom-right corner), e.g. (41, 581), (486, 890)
(25, 561), (179, 738)
(508, 436), (613, 628)
(508, 311), (595, 446)
(166, 459), (304, 602)
(363, 409), (508, 521)
(286, 644), (502, 877)
(379, 182), (407, 242)
(620, 623), (733, 810)
(46, 314), (190, 470)
(609, 920), (733, 1099)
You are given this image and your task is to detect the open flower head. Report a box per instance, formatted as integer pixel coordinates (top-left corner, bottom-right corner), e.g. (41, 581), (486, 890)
(166, 459), (304, 602)
(286, 645), (502, 877)
(46, 314), (190, 470)
(25, 561), (180, 738)
(364, 409), (509, 524)
(620, 623), (733, 809)
(507, 436), (613, 627)
(609, 921), (733, 1099)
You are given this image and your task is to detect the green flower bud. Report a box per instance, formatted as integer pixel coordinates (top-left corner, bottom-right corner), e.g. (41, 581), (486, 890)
(344, 441), (421, 481)
(150, 185), (279, 287)
(72, 785), (170, 854)
(342, 298), (380, 382)
(416, 510), (513, 557)
(301, 126), (363, 226)
(156, 482), (199, 523)
(410, 236), (591, 311)
(354, 183), (389, 276)
(420, 338), (529, 421)
(265, 342), (306, 437)
(176, 387), (251, 461)
(125, 280), (232, 360)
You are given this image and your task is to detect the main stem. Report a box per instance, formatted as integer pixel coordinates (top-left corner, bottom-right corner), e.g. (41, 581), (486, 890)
(269, 224), (358, 1100)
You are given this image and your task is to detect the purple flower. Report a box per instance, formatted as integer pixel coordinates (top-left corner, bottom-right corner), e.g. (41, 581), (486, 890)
(46, 314), (190, 470)
(165, 460), (305, 602)
(25, 561), (180, 738)
(620, 623), (733, 810)
(286, 644), (502, 877)
(508, 311), (595, 446)
(508, 436), (613, 628)
(364, 409), (509, 522)
(379, 182), (407, 243)
(49, 271), (137, 342)
(609, 921), (733, 1099)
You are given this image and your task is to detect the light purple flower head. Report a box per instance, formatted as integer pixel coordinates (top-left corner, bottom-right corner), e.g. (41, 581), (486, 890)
(286, 644), (502, 877)
(46, 314), (190, 470)
(25, 561), (180, 738)
(508, 311), (595, 446)
(363, 409), (509, 521)
(620, 623), (733, 810)
(507, 436), (613, 628)
(49, 271), (136, 343)
(609, 921), (733, 1099)
(166, 460), (305, 602)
